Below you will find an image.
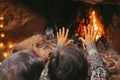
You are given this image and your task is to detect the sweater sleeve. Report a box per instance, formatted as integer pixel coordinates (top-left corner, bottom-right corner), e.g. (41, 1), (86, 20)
(39, 61), (50, 80)
(86, 43), (108, 80)
(57, 44), (64, 49)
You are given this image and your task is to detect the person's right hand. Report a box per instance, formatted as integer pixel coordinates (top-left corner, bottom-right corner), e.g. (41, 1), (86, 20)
(79, 25), (98, 46)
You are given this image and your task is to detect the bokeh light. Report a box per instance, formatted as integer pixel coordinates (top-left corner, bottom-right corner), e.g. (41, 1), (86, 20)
(0, 42), (4, 48)
(0, 17), (4, 20)
(1, 33), (5, 38)
(0, 24), (3, 28)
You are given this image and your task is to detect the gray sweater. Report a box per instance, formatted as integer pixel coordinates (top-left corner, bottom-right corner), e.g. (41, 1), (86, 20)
(86, 43), (108, 80)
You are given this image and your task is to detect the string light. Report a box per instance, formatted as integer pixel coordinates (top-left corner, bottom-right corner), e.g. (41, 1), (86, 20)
(8, 44), (13, 48)
(0, 16), (4, 28)
(0, 16), (14, 61)
(0, 24), (3, 28)
(0, 16), (9, 60)
(0, 62), (1, 66)
(1, 33), (5, 38)
(3, 52), (8, 58)
(0, 16), (4, 20)
(0, 42), (4, 48)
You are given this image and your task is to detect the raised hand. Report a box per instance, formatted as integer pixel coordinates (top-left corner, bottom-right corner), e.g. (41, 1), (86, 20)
(79, 25), (98, 46)
(57, 27), (69, 46)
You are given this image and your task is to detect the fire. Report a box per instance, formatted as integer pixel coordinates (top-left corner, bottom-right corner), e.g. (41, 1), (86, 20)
(91, 11), (104, 41)
(75, 10), (104, 42)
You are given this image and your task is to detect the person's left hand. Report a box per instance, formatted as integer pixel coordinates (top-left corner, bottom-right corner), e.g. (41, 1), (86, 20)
(57, 27), (69, 46)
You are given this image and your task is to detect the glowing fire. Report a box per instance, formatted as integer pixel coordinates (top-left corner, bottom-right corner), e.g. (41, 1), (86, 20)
(91, 11), (104, 41)
(75, 10), (104, 42)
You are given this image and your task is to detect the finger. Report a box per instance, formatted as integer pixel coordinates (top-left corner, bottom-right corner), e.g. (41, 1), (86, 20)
(64, 29), (69, 40)
(91, 25), (94, 37)
(67, 39), (74, 44)
(57, 32), (59, 39)
(57, 32), (60, 44)
(59, 29), (62, 37)
(62, 27), (65, 37)
(88, 25), (90, 36)
(93, 29), (98, 41)
(78, 37), (85, 44)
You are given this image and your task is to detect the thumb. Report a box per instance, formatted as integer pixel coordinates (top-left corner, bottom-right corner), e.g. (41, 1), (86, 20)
(78, 37), (85, 44)
(67, 39), (74, 44)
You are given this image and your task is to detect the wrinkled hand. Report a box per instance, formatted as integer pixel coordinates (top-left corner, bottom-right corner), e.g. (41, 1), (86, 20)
(79, 25), (98, 45)
(57, 27), (69, 46)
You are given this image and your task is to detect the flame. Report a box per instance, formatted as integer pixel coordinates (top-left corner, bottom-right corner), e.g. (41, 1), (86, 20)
(75, 10), (104, 42)
(91, 11), (104, 41)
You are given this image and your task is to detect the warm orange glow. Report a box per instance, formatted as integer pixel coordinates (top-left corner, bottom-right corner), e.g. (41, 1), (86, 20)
(0, 62), (2, 66)
(0, 24), (3, 28)
(76, 20), (85, 37)
(0, 62), (1, 66)
(1, 33), (5, 38)
(0, 17), (4, 20)
(91, 10), (104, 41)
(0, 42), (4, 48)
(8, 44), (13, 48)
(3, 52), (8, 58)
